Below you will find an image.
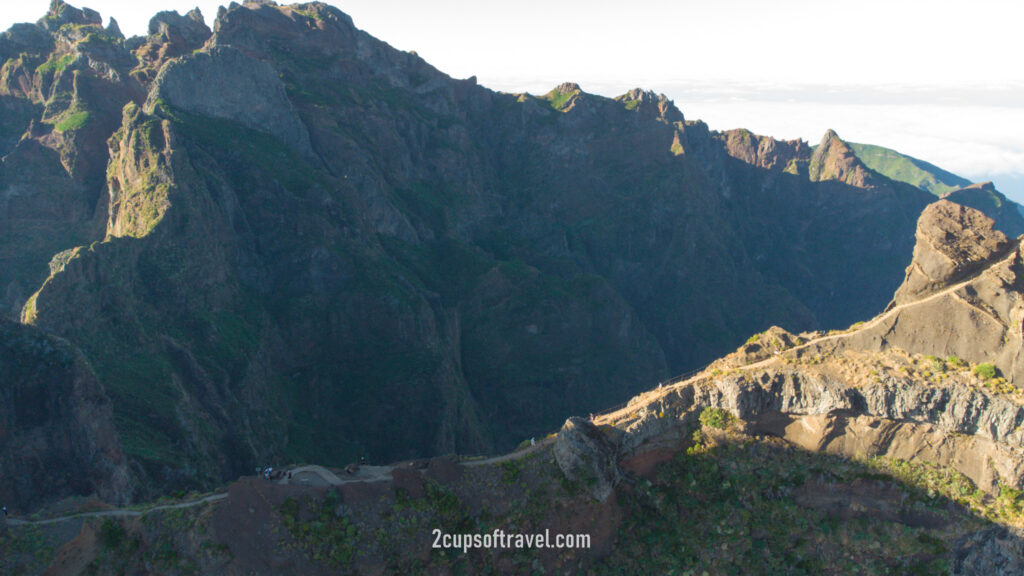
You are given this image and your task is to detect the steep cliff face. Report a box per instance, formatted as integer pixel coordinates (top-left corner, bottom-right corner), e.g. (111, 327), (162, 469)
(0, 317), (132, 512)
(0, 0), (139, 317)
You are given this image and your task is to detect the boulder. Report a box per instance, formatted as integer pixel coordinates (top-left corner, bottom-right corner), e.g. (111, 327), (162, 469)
(891, 199), (1012, 306)
(553, 417), (622, 502)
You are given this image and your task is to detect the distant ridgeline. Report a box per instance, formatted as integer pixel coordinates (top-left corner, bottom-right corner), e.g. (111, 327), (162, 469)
(839, 141), (1024, 235)
(1, 0), (1022, 509)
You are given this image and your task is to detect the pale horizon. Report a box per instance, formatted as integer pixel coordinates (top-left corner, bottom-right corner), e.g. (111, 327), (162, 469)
(3, 0), (1023, 199)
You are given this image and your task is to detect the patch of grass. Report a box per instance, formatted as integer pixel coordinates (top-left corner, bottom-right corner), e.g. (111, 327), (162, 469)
(847, 142), (969, 196)
(35, 53), (74, 75)
(543, 86), (580, 111)
(946, 355), (967, 369)
(54, 109), (91, 132)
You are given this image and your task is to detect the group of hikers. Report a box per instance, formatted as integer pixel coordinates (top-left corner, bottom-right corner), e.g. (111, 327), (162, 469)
(260, 467), (291, 481)
(260, 456), (367, 481)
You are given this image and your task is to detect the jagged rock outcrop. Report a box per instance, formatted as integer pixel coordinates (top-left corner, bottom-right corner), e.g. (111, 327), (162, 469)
(615, 88), (684, 123)
(610, 368), (1024, 493)
(37, 0), (102, 32)
(0, 317), (133, 512)
(554, 417), (622, 502)
(954, 526), (1024, 576)
(822, 201), (1024, 383)
(891, 199), (1014, 305)
(148, 8), (211, 49)
(719, 129), (809, 173)
(808, 129), (878, 187)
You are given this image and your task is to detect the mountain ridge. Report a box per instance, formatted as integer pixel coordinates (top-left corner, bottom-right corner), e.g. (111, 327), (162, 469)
(0, 0), (1015, 510)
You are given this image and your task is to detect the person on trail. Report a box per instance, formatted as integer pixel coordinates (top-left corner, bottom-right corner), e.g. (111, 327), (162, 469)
(359, 456), (366, 466)
(2, 506), (6, 517)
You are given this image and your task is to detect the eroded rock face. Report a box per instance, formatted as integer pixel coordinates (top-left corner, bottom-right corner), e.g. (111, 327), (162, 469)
(808, 129), (877, 187)
(148, 8), (211, 50)
(0, 318), (133, 512)
(554, 417), (622, 502)
(892, 199), (1013, 306)
(615, 370), (1024, 494)
(953, 525), (1024, 576)
(145, 45), (312, 156)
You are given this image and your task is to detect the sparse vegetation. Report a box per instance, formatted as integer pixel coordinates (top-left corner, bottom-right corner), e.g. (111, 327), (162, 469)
(595, 434), (978, 575)
(279, 490), (360, 567)
(35, 53), (74, 75)
(974, 362), (998, 380)
(699, 406), (733, 430)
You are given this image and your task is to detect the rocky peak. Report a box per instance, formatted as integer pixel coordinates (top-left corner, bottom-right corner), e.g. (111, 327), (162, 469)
(808, 129), (876, 187)
(553, 81), (581, 94)
(617, 87), (684, 123)
(543, 82), (583, 111)
(147, 9), (212, 49)
(719, 129), (809, 172)
(39, 0), (102, 31)
(891, 199), (1013, 306)
(0, 24), (54, 61)
(105, 17), (124, 40)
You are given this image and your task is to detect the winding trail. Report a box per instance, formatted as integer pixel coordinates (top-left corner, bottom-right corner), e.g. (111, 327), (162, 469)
(595, 242), (1022, 424)
(5, 493), (227, 527)
(462, 437), (556, 466)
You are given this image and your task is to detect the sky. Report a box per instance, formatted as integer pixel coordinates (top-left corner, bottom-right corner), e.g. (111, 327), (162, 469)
(4, 0), (1024, 200)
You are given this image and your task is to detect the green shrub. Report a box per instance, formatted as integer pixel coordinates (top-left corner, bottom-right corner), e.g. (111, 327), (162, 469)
(99, 518), (125, 549)
(946, 356), (967, 368)
(699, 407), (732, 430)
(973, 362), (998, 380)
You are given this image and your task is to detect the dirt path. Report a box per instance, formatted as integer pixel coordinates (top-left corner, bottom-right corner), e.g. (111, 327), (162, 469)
(596, 244), (1022, 424)
(5, 493), (228, 527)
(282, 464), (393, 486)
(462, 437), (556, 466)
